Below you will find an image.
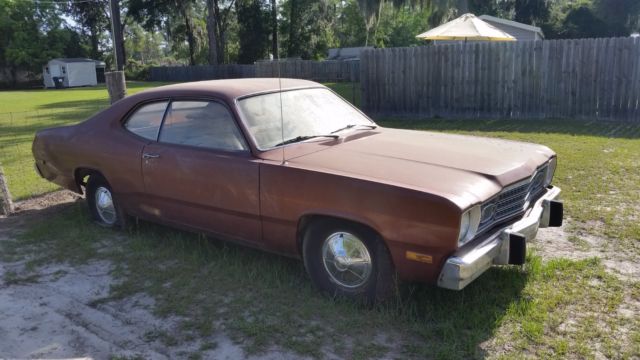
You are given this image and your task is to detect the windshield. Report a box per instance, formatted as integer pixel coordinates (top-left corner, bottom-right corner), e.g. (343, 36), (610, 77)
(237, 88), (374, 150)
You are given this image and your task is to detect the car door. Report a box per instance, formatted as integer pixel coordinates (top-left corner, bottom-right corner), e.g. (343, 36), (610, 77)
(118, 100), (170, 214)
(140, 99), (262, 246)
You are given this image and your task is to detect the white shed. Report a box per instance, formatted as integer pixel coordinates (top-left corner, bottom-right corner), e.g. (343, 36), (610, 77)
(43, 58), (98, 88)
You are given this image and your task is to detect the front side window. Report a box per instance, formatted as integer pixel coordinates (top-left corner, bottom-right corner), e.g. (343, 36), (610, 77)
(159, 101), (247, 152)
(124, 101), (168, 140)
(237, 88), (374, 150)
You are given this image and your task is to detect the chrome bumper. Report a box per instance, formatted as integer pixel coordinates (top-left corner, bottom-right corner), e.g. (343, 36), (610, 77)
(437, 186), (562, 290)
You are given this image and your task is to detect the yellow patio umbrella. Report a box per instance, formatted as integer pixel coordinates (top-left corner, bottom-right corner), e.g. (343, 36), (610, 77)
(416, 13), (516, 42)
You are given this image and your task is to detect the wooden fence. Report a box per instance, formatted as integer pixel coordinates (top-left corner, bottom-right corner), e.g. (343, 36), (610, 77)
(150, 60), (359, 83)
(150, 64), (256, 82)
(360, 37), (640, 121)
(255, 60), (359, 82)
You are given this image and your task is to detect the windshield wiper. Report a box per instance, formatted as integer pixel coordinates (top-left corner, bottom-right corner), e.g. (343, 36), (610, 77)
(330, 123), (378, 134)
(275, 134), (339, 147)
(274, 124), (377, 147)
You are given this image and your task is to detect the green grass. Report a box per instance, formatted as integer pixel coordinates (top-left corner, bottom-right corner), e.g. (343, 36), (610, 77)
(325, 82), (361, 108)
(0, 81), (164, 113)
(2, 203), (638, 359)
(1, 85), (639, 357)
(0, 82), (167, 200)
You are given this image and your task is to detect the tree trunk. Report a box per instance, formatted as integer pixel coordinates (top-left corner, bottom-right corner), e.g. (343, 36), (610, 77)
(271, 0), (278, 59)
(287, 0), (297, 57)
(218, 32), (226, 64)
(183, 7), (197, 66)
(9, 67), (17, 87)
(0, 167), (13, 216)
(206, 0), (219, 65)
(90, 26), (100, 59)
(214, 0), (226, 64)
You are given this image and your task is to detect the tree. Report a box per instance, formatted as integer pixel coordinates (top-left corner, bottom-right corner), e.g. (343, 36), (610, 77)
(270, 0), (278, 58)
(374, 3), (435, 48)
(334, 0), (368, 47)
(541, 0), (639, 39)
(0, 0), (88, 85)
(63, 0), (110, 60)
(559, 5), (612, 38)
(281, 0), (337, 59)
(354, 0), (469, 45)
(206, 0), (237, 64)
(236, 0), (270, 64)
(125, 22), (165, 64)
(513, 0), (550, 25)
(128, 0), (201, 65)
(593, 0), (640, 35)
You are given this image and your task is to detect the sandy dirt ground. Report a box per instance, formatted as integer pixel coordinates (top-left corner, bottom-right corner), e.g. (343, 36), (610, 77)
(0, 192), (303, 360)
(534, 220), (640, 281)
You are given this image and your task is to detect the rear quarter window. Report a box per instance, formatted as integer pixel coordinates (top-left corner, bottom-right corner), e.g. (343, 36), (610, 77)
(124, 101), (169, 140)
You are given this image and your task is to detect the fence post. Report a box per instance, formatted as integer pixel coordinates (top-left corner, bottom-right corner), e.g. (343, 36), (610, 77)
(0, 166), (13, 216)
(351, 61), (357, 106)
(105, 71), (127, 103)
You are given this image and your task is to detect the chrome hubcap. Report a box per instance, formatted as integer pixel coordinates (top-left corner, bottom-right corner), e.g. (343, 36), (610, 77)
(95, 187), (116, 225)
(322, 232), (372, 288)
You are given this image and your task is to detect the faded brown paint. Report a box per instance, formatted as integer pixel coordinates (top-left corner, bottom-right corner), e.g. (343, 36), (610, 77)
(32, 79), (555, 284)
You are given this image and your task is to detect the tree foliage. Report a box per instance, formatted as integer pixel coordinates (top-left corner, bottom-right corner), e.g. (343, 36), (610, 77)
(236, 0), (271, 64)
(0, 0), (89, 84)
(1, 0), (640, 86)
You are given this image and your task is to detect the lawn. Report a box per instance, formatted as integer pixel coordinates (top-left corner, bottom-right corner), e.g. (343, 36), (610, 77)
(1, 82), (639, 358)
(0, 82), (165, 199)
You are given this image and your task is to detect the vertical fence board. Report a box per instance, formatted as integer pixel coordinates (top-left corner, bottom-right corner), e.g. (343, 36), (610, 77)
(631, 38), (640, 121)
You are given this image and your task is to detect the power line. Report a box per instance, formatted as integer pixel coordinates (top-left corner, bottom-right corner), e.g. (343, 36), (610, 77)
(17, 0), (104, 4)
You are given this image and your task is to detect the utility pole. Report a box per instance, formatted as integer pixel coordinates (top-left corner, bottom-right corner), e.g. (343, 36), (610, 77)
(107, 0), (126, 103)
(109, 0), (125, 71)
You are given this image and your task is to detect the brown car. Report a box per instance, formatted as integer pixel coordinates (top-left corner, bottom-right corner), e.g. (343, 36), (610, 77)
(32, 79), (563, 301)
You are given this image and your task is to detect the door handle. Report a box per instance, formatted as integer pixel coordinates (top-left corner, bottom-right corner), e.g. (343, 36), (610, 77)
(142, 153), (160, 159)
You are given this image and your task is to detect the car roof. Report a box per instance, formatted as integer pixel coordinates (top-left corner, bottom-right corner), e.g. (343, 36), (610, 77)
(130, 78), (325, 103)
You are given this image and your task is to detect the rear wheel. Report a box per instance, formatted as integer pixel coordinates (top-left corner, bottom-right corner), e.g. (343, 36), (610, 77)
(86, 175), (125, 228)
(302, 219), (396, 303)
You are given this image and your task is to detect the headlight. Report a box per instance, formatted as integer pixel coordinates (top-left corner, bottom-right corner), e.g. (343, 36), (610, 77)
(545, 157), (557, 186)
(458, 205), (481, 246)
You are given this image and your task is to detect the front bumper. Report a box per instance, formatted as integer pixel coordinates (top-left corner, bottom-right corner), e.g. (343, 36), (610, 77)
(437, 185), (562, 290)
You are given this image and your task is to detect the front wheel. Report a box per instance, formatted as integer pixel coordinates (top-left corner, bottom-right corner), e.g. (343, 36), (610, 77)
(302, 219), (396, 303)
(86, 175), (125, 228)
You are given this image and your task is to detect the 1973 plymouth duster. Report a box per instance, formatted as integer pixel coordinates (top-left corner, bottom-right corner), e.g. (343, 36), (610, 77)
(32, 79), (563, 302)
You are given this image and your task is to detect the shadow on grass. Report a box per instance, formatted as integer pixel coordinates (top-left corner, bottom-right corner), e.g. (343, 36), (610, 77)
(8, 202), (529, 359)
(0, 105), (106, 143)
(377, 117), (640, 139)
(36, 99), (110, 111)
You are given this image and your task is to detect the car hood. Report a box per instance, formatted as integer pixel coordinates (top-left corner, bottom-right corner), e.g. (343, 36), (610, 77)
(286, 128), (555, 209)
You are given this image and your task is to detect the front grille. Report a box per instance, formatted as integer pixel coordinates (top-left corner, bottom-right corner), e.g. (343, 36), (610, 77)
(478, 165), (548, 232)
